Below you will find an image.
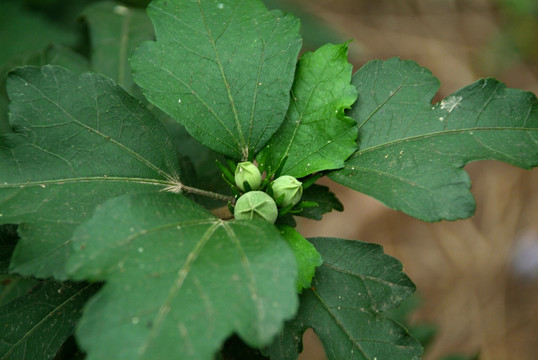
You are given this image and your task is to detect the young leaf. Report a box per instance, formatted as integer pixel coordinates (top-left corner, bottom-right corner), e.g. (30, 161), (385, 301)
(131, 0), (302, 160)
(0, 280), (98, 360)
(295, 183), (343, 220)
(66, 192), (298, 360)
(258, 42), (358, 178)
(83, 2), (154, 91)
(278, 225), (322, 293)
(0, 65), (182, 279)
(330, 58), (538, 221)
(268, 237), (422, 360)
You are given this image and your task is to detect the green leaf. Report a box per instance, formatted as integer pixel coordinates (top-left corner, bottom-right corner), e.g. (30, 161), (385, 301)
(258, 42), (358, 178)
(131, 0), (302, 160)
(0, 224), (39, 308)
(268, 237), (422, 360)
(0, 2), (75, 67)
(0, 2), (77, 133)
(296, 183), (343, 220)
(0, 44), (90, 134)
(330, 58), (538, 221)
(66, 192), (298, 360)
(0, 280), (98, 360)
(83, 2), (154, 91)
(278, 225), (322, 293)
(0, 275), (38, 308)
(0, 65), (181, 279)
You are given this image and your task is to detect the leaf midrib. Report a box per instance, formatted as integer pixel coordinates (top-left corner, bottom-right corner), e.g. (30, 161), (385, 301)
(355, 126), (537, 157)
(0, 176), (174, 189)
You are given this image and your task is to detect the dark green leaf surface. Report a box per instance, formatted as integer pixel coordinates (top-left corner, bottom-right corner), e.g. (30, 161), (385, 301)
(0, 43), (90, 134)
(66, 192), (298, 360)
(258, 43), (357, 178)
(269, 237), (421, 360)
(0, 280), (98, 360)
(0, 275), (38, 308)
(278, 226), (322, 293)
(131, 0), (302, 160)
(0, 65), (181, 279)
(0, 224), (18, 273)
(0, 2), (74, 67)
(84, 2), (154, 91)
(296, 184), (343, 220)
(330, 58), (538, 221)
(0, 224), (37, 308)
(0, 2), (76, 133)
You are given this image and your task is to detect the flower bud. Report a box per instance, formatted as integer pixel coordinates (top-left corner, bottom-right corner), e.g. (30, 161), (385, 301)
(234, 191), (278, 223)
(271, 175), (303, 208)
(234, 161), (262, 191)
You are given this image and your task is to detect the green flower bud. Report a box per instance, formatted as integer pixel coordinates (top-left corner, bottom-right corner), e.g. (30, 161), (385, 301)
(271, 175), (303, 208)
(234, 191), (278, 223)
(234, 161), (262, 191)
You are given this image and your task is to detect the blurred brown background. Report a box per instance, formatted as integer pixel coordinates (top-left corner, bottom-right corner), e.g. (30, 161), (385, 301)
(281, 0), (538, 359)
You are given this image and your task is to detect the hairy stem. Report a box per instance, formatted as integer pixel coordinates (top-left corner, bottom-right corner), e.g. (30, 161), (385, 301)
(179, 184), (234, 202)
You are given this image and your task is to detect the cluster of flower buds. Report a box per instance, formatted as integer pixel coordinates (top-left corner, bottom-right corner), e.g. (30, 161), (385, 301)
(232, 162), (303, 223)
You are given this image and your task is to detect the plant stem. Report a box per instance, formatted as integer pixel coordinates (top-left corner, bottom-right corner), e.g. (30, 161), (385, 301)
(179, 184), (234, 202)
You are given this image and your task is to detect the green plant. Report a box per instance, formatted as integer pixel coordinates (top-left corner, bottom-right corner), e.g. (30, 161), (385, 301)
(0, 0), (536, 359)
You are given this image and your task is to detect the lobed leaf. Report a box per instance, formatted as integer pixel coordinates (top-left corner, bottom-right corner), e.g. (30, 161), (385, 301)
(131, 0), (302, 160)
(268, 237), (422, 360)
(295, 183), (343, 220)
(66, 192), (298, 360)
(0, 65), (181, 279)
(258, 42), (358, 178)
(330, 58), (538, 221)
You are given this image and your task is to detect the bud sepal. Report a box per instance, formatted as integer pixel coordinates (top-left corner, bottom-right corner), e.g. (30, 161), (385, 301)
(234, 191), (278, 224)
(234, 161), (262, 192)
(271, 175), (303, 208)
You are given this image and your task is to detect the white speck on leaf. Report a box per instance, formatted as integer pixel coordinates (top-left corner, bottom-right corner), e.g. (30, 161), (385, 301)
(131, 317), (139, 324)
(178, 98), (181, 103)
(440, 95), (462, 112)
(217, 3), (224, 9)
(439, 117), (444, 121)
(138, 247), (144, 253)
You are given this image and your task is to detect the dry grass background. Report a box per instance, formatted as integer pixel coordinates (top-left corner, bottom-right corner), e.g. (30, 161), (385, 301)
(285, 0), (538, 359)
